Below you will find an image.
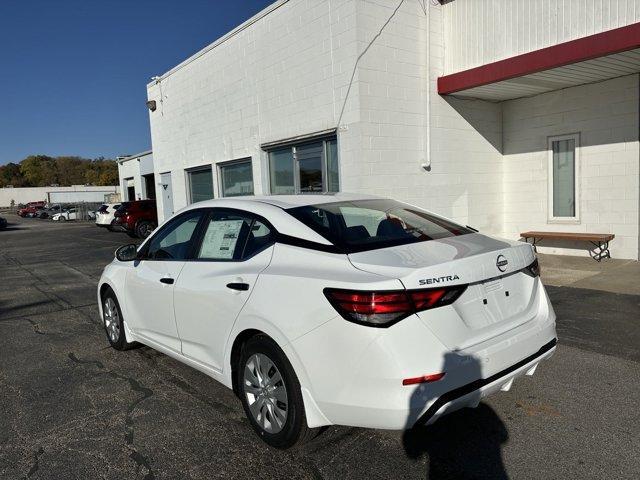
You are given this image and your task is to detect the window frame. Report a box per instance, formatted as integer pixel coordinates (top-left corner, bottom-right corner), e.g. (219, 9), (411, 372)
(191, 208), (277, 263)
(547, 133), (581, 224)
(185, 164), (214, 204)
(139, 209), (209, 261)
(266, 136), (339, 194)
(217, 158), (254, 198)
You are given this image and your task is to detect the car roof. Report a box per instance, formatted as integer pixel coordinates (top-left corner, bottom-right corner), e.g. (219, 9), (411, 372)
(167, 193), (383, 247)
(191, 192), (382, 210)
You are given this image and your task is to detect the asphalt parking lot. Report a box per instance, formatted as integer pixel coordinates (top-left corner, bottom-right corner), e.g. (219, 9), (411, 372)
(1, 215), (639, 480)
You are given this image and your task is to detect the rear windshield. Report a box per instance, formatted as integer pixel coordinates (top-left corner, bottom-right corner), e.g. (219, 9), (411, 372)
(286, 199), (474, 253)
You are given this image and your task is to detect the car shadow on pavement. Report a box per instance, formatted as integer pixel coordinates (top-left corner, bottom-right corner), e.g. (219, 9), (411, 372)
(402, 353), (509, 479)
(1, 225), (27, 231)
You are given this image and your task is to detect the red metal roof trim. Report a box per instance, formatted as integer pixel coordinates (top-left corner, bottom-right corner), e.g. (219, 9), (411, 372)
(438, 22), (640, 95)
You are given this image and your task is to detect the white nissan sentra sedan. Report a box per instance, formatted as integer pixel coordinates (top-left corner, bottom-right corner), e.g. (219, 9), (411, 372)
(98, 193), (557, 448)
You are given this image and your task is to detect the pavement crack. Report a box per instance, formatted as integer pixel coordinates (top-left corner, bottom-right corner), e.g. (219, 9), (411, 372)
(129, 450), (156, 480)
(67, 352), (155, 478)
(68, 352), (104, 369)
(25, 319), (45, 335)
(26, 447), (44, 478)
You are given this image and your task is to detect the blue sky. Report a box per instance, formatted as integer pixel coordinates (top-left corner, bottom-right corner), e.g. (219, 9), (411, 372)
(0, 0), (273, 165)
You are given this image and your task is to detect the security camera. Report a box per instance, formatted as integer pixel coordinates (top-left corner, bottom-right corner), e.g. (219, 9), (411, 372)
(146, 100), (157, 112)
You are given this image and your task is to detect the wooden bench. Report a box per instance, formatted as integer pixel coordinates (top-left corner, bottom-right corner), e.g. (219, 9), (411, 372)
(520, 231), (615, 262)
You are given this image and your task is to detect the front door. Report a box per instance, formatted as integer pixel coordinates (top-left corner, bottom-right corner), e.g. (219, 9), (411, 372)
(124, 209), (205, 352)
(174, 210), (274, 371)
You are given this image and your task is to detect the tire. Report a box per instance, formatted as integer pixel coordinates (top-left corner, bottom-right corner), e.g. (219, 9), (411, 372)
(101, 288), (136, 351)
(237, 334), (315, 449)
(58, 216), (66, 222)
(135, 220), (156, 239)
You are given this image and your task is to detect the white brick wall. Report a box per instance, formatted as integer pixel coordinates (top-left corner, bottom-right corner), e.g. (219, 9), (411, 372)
(148, 0), (506, 235)
(146, 0), (639, 260)
(0, 186), (120, 207)
(148, 0), (359, 220)
(502, 74), (639, 260)
(341, 0), (505, 235)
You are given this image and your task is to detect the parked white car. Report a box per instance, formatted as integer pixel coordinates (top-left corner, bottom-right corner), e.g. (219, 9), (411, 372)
(52, 208), (77, 221)
(96, 203), (121, 230)
(98, 194), (557, 448)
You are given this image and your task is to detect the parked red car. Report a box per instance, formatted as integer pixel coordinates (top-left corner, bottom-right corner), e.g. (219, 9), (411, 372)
(111, 200), (157, 238)
(17, 201), (46, 217)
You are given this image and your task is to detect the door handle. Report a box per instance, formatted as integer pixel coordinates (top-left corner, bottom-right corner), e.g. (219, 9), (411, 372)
(160, 277), (174, 285)
(226, 282), (249, 291)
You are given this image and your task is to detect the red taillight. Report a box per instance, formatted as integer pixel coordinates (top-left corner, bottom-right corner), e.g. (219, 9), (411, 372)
(402, 372), (446, 386)
(409, 289), (446, 310)
(324, 285), (466, 327)
(329, 290), (412, 321)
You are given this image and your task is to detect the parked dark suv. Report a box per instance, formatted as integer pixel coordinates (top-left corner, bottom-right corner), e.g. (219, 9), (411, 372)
(112, 200), (157, 239)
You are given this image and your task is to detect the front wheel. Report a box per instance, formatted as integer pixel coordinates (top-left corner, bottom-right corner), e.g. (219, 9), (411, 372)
(238, 335), (315, 449)
(102, 288), (136, 351)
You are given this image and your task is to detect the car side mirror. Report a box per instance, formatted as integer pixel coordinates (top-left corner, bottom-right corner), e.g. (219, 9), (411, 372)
(115, 244), (139, 262)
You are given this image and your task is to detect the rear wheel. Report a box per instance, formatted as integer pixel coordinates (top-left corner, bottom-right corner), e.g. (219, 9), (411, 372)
(135, 220), (156, 239)
(237, 335), (315, 448)
(102, 288), (136, 351)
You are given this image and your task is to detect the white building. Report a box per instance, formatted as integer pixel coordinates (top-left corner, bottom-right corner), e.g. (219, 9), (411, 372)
(0, 185), (119, 207)
(117, 150), (155, 202)
(146, 0), (640, 260)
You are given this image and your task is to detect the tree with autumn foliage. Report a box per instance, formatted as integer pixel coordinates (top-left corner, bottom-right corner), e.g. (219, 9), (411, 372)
(0, 155), (118, 187)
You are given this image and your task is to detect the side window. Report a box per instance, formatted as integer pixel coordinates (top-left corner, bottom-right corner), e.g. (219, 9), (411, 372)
(146, 210), (203, 260)
(243, 220), (273, 258)
(197, 211), (273, 261)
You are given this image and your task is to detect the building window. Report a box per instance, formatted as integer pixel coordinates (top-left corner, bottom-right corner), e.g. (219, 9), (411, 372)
(548, 134), (580, 222)
(187, 166), (214, 204)
(267, 137), (339, 194)
(219, 159), (254, 197)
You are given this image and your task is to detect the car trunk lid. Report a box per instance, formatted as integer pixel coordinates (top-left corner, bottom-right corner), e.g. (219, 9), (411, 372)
(348, 233), (539, 350)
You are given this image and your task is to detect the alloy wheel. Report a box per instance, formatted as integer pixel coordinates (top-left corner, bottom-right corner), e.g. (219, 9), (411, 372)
(103, 297), (120, 343)
(243, 353), (288, 434)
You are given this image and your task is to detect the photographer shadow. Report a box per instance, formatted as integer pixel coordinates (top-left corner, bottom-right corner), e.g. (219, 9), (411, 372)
(402, 352), (509, 480)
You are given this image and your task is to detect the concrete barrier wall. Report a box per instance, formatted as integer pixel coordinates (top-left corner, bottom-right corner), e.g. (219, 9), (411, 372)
(0, 186), (120, 207)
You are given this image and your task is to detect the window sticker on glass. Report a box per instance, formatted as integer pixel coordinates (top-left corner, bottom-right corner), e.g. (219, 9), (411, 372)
(199, 219), (245, 259)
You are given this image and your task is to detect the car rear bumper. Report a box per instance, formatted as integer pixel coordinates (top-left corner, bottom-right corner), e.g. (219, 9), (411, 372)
(414, 338), (556, 426)
(287, 280), (557, 430)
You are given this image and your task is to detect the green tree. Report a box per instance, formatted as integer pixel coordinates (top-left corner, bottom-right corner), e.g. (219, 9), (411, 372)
(94, 159), (118, 186)
(55, 156), (86, 185)
(20, 155), (57, 186)
(0, 162), (27, 187)
(1, 155), (120, 187)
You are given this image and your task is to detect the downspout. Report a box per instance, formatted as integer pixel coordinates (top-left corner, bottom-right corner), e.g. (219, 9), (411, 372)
(422, 1), (431, 172)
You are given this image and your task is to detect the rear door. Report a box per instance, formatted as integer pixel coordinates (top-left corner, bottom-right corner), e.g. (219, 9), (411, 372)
(173, 209), (275, 372)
